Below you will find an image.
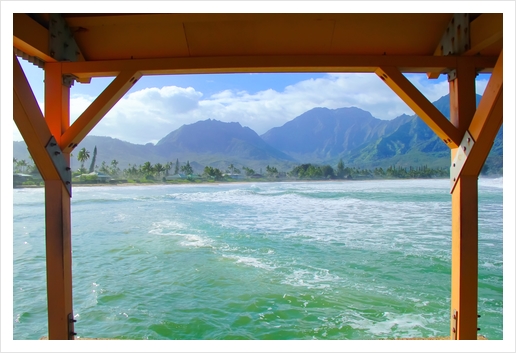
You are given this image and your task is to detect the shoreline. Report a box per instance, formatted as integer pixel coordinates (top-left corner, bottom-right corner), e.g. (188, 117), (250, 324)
(13, 175), (504, 189)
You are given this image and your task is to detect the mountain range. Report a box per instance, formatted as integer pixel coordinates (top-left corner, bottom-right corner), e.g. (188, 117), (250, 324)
(13, 94), (503, 174)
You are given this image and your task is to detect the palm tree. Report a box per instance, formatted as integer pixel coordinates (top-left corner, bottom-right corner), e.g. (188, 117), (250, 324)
(77, 148), (90, 173)
(154, 163), (165, 178)
(110, 159), (120, 177)
(164, 162), (172, 176)
(141, 161), (153, 176)
(17, 159), (28, 174)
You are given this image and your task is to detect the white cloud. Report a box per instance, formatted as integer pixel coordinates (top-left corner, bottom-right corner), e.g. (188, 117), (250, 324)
(13, 73), (492, 145)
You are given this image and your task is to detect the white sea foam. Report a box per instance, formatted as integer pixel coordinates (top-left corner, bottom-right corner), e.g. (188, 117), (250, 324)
(147, 220), (213, 247)
(13, 179), (503, 339)
(222, 255), (275, 270)
(282, 268), (340, 289)
(479, 177), (503, 189)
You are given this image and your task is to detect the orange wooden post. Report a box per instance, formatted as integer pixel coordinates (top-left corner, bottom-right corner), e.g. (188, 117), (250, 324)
(449, 59), (479, 340)
(44, 62), (75, 340)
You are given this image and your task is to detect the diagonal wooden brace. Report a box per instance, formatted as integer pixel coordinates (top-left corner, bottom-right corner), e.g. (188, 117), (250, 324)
(60, 70), (143, 153)
(376, 66), (461, 148)
(13, 54), (72, 196)
(449, 50), (503, 193)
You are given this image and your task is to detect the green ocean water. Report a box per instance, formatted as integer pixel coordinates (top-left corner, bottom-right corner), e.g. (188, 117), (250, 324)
(13, 178), (503, 340)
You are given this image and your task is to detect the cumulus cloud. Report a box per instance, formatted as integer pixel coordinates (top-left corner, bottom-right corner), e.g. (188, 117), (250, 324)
(13, 73), (491, 145)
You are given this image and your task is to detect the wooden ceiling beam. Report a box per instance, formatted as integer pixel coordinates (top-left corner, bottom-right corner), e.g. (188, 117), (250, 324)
(13, 14), (56, 63)
(464, 13), (503, 56)
(60, 54), (498, 79)
(427, 13), (503, 78)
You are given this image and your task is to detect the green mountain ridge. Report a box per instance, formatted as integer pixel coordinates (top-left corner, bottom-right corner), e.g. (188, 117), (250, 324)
(13, 94), (503, 175)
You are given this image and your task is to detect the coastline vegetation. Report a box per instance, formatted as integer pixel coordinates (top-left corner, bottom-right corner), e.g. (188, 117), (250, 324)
(14, 145), (466, 188)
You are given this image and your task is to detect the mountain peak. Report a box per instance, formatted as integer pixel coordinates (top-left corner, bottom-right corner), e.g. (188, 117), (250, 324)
(154, 118), (294, 162)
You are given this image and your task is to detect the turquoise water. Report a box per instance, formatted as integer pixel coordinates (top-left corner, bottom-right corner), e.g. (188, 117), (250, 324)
(13, 179), (503, 340)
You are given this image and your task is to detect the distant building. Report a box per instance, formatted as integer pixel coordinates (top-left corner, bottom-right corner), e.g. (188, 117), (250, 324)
(165, 173), (186, 180)
(79, 172), (112, 183)
(224, 173), (244, 180)
(13, 173), (34, 183)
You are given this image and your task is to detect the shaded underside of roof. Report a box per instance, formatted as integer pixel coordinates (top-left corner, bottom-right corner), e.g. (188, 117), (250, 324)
(18, 13), (502, 63)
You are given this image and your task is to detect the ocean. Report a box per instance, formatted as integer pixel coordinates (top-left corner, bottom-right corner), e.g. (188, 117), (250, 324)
(12, 178), (503, 340)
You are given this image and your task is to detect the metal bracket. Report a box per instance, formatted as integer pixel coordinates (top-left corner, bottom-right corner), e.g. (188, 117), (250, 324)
(45, 136), (72, 197)
(450, 130), (475, 193)
(67, 313), (77, 340)
(62, 74), (77, 88)
(440, 14), (471, 57)
(49, 14), (81, 62)
(452, 309), (458, 340)
(447, 69), (457, 82)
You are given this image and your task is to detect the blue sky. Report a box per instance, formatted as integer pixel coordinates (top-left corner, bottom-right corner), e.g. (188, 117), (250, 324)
(14, 58), (490, 145)
(7, 1), (510, 146)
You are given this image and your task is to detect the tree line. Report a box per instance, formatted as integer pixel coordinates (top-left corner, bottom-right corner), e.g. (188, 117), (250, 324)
(15, 146), (495, 185)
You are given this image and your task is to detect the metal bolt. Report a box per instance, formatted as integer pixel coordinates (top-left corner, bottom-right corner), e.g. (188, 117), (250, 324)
(477, 328), (481, 331)
(453, 177), (456, 181)
(50, 142), (56, 146)
(452, 328), (456, 333)
(65, 181), (70, 185)
(467, 137), (471, 143)
(478, 315), (481, 318)
(453, 163), (456, 167)
(54, 151), (61, 155)
(66, 167), (71, 171)
(463, 146), (467, 152)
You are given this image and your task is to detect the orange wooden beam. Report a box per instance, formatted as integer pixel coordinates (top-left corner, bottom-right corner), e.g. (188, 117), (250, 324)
(449, 92), (479, 339)
(462, 51), (503, 175)
(45, 63), (70, 142)
(43, 61), (75, 340)
(451, 175), (479, 339)
(463, 14), (503, 56)
(60, 70), (143, 153)
(13, 14), (56, 63)
(45, 180), (74, 339)
(59, 54), (499, 79)
(450, 50), (503, 191)
(427, 13), (503, 78)
(375, 66), (461, 148)
(13, 54), (58, 180)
